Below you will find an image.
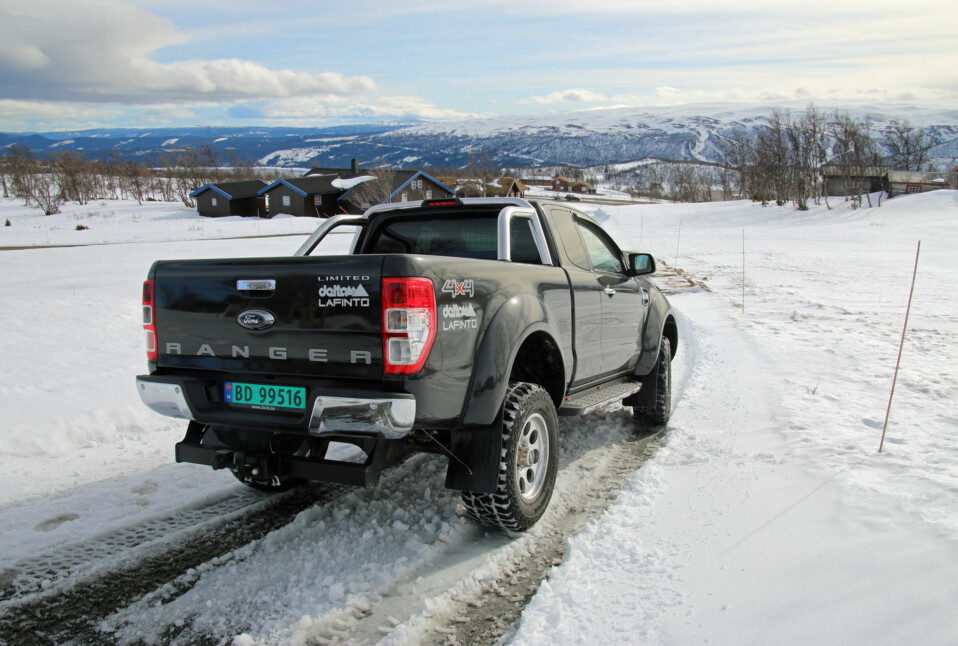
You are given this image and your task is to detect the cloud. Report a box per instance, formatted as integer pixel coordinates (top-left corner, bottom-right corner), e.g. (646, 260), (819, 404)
(233, 95), (485, 124)
(0, 100), (133, 131)
(520, 89), (608, 105)
(0, 0), (375, 103)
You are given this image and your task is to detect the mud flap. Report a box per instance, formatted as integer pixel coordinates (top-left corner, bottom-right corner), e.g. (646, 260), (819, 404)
(623, 362), (659, 408)
(444, 424), (503, 493)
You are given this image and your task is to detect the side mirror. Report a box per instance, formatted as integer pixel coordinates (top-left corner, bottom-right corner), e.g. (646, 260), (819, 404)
(628, 253), (656, 276)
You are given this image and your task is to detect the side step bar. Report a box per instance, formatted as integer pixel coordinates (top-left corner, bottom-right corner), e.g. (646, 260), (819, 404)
(558, 377), (642, 416)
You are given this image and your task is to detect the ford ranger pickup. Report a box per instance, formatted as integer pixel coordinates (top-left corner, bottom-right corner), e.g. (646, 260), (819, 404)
(137, 197), (677, 531)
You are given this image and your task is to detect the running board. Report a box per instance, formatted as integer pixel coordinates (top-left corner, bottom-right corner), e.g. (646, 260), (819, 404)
(559, 378), (641, 416)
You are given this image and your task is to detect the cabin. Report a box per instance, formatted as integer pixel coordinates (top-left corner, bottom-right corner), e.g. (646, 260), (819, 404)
(570, 180), (592, 194)
(258, 176), (348, 218)
(189, 180), (268, 218)
(340, 170), (455, 212)
(435, 176), (526, 199)
(821, 166), (886, 197)
(886, 170), (956, 197)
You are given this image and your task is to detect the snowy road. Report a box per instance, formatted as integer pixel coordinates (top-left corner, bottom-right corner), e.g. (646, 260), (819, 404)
(0, 397), (669, 645)
(2, 193), (956, 645)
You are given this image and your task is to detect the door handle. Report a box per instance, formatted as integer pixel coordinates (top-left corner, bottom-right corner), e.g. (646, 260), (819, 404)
(603, 286), (616, 296)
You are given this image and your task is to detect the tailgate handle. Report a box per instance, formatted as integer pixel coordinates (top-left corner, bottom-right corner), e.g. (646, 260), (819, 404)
(237, 279), (276, 291)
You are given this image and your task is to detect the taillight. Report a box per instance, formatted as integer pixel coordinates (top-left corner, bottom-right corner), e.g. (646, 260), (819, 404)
(143, 280), (157, 361)
(382, 277), (436, 375)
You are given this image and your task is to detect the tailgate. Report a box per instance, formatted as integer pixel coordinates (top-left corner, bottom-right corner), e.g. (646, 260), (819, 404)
(153, 255), (386, 379)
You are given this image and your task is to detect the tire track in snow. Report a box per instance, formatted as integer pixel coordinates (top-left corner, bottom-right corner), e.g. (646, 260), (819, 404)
(0, 488), (267, 602)
(415, 431), (665, 646)
(0, 483), (349, 646)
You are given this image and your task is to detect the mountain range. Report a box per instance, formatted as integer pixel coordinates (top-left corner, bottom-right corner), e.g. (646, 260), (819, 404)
(3, 104), (958, 171)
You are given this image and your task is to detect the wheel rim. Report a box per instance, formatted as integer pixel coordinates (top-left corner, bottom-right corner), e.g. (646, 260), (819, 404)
(515, 412), (550, 503)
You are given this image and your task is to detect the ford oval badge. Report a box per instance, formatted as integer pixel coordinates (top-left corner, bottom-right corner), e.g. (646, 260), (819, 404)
(237, 309), (275, 330)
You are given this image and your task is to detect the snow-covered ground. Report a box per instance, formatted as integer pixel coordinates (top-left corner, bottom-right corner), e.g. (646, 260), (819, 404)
(513, 192), (958, 645)
(0, 191), (956, 645)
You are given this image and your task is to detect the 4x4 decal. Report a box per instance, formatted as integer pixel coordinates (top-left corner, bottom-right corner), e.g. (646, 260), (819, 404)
(442, 279), (474, 298)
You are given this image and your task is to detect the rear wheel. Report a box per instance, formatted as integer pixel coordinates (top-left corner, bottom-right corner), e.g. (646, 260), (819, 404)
(633, 336), (672, 426)
(461, 382), (559, 532)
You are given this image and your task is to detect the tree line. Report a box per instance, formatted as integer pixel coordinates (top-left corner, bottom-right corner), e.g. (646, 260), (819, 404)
(715, 106), (938, 210)
(0, 144), (291, 215)
(2, 107), (945, 215)
(580, 107), (942, 207)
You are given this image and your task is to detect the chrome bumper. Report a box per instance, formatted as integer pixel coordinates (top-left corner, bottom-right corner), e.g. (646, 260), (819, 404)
(308, 395), (415, 440)
(137, 378), (195, 420)
(136, 377), (415, 439)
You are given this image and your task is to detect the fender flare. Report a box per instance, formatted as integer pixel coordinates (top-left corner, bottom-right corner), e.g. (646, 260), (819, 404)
(461, 294), (566, 427)
(625, 288), (677, 408)
(445, 295), (567, 493)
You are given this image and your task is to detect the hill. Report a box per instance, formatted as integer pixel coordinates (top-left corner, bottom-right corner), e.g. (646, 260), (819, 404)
(2, 104), (957, 171)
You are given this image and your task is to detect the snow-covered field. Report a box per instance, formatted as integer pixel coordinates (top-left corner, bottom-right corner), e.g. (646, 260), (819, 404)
(0, 191), (956, 645)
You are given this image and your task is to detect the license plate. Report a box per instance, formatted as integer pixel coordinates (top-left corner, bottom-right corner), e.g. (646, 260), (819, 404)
(224, 382), (307, 410)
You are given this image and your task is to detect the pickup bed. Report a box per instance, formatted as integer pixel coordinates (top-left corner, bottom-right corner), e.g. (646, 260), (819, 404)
(137, 198), (677, 530)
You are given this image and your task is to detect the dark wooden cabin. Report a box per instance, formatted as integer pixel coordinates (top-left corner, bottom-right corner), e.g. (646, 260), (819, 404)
(339, 170), (455, 212)
(258, 176), (347, 217)
(190, 180), (268, 218)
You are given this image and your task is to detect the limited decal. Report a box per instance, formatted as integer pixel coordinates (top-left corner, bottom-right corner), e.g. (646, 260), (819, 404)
(442, 279), (474, 298)
(317, 275), (371, 308)
(442, 302), (478, 331)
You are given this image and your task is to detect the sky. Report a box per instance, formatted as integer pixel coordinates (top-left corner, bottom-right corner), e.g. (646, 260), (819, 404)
(1, 0), (957, 132)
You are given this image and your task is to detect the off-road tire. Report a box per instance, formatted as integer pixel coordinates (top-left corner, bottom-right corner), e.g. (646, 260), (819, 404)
(461, 382), (559, 532)
(633, 336), (672, 426)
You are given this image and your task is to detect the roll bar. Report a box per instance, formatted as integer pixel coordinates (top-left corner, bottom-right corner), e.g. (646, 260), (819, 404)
(295, 198), (552, 265)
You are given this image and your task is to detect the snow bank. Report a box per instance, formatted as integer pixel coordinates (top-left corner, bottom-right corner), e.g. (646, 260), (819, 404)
(511, 190), (958, 645)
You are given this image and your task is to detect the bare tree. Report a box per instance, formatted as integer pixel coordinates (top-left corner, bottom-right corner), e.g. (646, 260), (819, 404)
(828, 109), (880, 206)
(753, 108), (791, 205)
(801, 105), (829, 206)
(122, 160), (151, 205)
(6, 144), (40, 206)
(346, 163), (397, 210)
(227, 151), (257, 180)
(168, 147), (205, 207)
(0, 153), (10, 198)
(466, 149), (498, 197)
(883, 121), (935, 171)
(51, 151), (93, 205)
(32, 178), (63, 215)
(716, 127), (754, 199)
(199, 143), (222, 181)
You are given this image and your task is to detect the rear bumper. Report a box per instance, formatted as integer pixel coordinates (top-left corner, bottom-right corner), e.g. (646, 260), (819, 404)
(136, 375), (416, 439)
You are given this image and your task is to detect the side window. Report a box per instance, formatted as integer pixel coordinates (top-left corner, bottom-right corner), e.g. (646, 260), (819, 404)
(577, 222), (623, 273)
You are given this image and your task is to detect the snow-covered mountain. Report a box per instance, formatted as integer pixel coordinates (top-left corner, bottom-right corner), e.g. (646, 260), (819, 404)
(4, 103), (958, 170)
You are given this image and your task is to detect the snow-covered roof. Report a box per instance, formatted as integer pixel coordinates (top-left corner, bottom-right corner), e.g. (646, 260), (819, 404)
(887, 170), (951, 183)
(332, 175), (376, 190)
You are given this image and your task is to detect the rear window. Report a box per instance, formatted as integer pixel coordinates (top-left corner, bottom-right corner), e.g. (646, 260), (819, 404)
(364, 215), (542, 264)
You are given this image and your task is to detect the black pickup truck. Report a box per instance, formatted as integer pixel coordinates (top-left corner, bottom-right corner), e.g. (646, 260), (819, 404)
(137, 198), (677, 531)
